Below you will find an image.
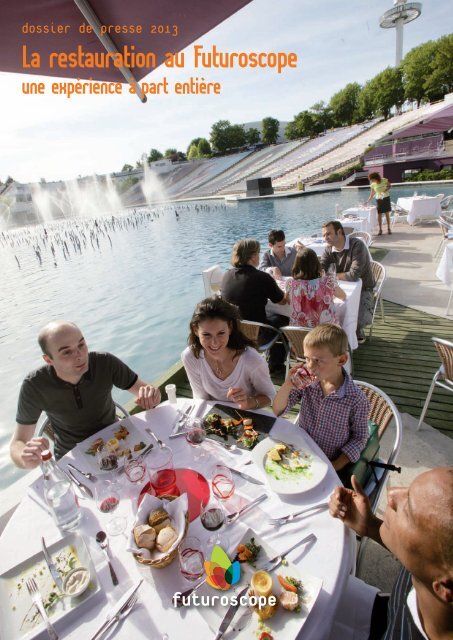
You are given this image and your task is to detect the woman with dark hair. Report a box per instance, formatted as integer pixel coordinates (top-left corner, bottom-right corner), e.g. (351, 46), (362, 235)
(181, 297), (275, 409)
(285, 248), (346, 327)
(366, 171), (392, 235)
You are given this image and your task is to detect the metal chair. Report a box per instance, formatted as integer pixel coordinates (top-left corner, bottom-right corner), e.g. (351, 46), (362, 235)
(440, 195), (453, 211)
(280, 325), (311, 376)
(353, 380), (403, 574)
(417, 338), (453, 430)
(435, 219), (453, 258)
(239, 319), (285, 362)
(36, 401), (131, 441)
(349, 231), (372, 247)
(370, 261), (386, 325)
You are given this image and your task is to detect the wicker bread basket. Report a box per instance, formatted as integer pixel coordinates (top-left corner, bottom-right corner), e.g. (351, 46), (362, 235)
(133, 495), (189, 569)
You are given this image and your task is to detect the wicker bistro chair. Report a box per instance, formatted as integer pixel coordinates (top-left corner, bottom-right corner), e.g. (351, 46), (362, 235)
(36, 401), (131, 442)
(349, 231), (372, 247)
(370, 261), (386, 327)
(417, 338), (453, 430)
(280, 325), (312, 377)
(239, 319), (286, 363)
(352, 381), (403, 575)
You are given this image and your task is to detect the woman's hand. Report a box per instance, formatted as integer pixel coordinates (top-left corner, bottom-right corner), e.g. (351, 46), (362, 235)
(226, 386), (248, 407)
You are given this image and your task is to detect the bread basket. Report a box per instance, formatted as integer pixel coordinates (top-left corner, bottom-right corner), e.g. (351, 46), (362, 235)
(133, 495), (189, 569)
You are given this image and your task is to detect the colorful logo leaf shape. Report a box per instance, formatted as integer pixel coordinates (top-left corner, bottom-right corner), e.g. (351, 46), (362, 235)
(204, 545), (241, 590)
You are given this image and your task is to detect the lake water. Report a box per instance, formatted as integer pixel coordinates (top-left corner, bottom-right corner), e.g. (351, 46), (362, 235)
(1, 184), (451, 490)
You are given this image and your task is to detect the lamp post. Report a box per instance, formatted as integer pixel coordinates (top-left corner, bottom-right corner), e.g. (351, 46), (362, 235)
(379, 0), (422, 66)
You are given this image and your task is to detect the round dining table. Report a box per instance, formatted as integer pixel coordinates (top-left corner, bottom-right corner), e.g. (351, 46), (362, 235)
(0, 400), (355, 640)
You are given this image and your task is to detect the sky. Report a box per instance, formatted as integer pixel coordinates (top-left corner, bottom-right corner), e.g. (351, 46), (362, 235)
(0, 0), (451, 184)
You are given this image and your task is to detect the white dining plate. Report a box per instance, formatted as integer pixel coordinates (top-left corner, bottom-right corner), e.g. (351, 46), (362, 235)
(75, 419), (152, 474)
(199, 527), (322, 639)
(251, 434), (329, 495)
(0, 533), (100, 640)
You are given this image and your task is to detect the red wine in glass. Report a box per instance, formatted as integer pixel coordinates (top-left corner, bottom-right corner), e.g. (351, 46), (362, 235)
(200, 507), (225, 531)
(186, 427), (206, 446)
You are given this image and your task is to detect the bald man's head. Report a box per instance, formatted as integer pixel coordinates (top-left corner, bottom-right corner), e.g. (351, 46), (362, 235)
(38, 321), (80, 358)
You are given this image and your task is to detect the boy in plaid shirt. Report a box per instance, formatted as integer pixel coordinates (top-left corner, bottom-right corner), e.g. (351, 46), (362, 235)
(273, 324), (369, 473)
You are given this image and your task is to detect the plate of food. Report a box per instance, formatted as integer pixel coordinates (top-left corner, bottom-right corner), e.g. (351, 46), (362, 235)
(251, 434), (328, 494)
(75, 419), (152, 473)
(0, 533), (100, 640)
(199, 528), (322, 640)
(202, 404), (276, 451)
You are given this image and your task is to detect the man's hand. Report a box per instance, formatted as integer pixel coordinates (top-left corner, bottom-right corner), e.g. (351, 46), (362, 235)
(329, 475), (373, 538)
(270, 266), (282, 279)
(135, 384), (161, 410)
(21, 437), (50, 469)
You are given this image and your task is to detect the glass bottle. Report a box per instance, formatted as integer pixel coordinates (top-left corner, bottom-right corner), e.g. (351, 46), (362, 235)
(41, 450), (81, 530)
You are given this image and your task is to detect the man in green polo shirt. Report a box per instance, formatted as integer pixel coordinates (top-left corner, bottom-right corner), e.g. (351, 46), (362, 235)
(10, 320), (161, 468)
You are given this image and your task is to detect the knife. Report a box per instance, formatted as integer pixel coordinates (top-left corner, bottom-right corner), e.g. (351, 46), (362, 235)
(172, 404), (194, 434)
(41, 537), (64, 592)
(89, 579), (143, 640)
(214, 583), (249, 640)
(65, 467), (94, 499)
(230, 467), (264, 486)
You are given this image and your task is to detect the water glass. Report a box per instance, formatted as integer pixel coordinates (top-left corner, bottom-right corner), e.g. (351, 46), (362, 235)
(94, 480), (127, 536)
(148, 447), (179, 497)
(124, 455), (147, 485)
(212, 465), (235, 501)
(178, 536), (205, 581)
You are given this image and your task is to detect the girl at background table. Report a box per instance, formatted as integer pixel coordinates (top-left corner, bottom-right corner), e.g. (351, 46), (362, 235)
(181, 297), (275, 410)
(366, 172), (392, 235)
(285, 248), (345, 327)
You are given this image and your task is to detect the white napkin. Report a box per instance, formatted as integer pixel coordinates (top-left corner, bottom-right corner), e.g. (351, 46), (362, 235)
(27, 475), (52, 515)
(126, 492), (188, 560)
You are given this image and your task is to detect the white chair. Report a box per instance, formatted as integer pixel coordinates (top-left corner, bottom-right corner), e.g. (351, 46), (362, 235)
(417, 338), (453, 430)
(435, 219), (453, 258)
(349, 231), (372, 247)
(440, 195), (453, 211)
(370, 261), (386, 325)
(201, 265), (224, 297)
(390, 201), (407, 225)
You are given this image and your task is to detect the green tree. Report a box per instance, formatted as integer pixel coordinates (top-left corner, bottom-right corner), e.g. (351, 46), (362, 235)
(245, 128), (260, 145)
(261, 117), (279, 145)
(121, 164), (133, 172)
(356, 82), (375, 121)
(186, 138), (202, 155)
(310, 101), (334, 131)
(285, 111), (316, 139)
(187, 144), (199, 160)
(424, 34), (453, 101)
(210, 120), (246, 152)
(197, 138), (212, 157)
(401, 40), (436, 106)
(164, 148), (177, 158)
(328, 83), (361, 126)
(148, 148), (163, 162)
(367, 67), (404, 119)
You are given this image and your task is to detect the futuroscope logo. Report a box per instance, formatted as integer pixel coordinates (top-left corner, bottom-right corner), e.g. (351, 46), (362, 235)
(204, 545), (241, 590)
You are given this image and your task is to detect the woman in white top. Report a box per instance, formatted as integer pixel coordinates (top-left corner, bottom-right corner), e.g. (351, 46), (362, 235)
(181, 297), (275, 409)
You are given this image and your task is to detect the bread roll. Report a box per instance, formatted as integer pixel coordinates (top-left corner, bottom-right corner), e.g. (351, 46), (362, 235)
(133, 524), (156, 550)
(156, 525), (178, 552)
(148, 508), (171, 533)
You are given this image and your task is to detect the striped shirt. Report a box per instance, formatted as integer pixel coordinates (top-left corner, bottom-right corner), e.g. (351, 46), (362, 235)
(383, 568), (426, 640)
(285, 370), (369, 463)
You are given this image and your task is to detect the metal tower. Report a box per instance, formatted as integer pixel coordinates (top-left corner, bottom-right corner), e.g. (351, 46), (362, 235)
(380, 0), (422, 66)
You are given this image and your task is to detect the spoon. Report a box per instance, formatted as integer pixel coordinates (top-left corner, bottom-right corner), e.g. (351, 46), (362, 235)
(67, 462), (97, 482)
(95, 531), (119, 586)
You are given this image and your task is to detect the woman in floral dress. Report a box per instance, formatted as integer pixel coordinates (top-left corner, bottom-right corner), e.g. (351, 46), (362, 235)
(285, 248), (346, 327)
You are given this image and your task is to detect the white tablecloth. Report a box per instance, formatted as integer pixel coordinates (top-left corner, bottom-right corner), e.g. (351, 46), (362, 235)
(436, 242), (453, 287)
(397, 196), (442, 225)
(342, 206), (377, 233)
(267, 280), (362, 351)
(337, 217), (368, 233)
(0, 401), (354, 640)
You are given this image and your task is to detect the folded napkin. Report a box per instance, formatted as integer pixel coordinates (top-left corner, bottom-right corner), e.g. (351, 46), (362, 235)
(126, 492), (188, 560)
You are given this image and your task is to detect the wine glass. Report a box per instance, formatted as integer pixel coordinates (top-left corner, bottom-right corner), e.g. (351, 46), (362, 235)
(124, 455), (147, 485)
(200, 494), (227, 551)
(95, 479), (127, 536)
(185, 418), (206, 461)
(178, 536), (205, 582)
(211, 465), (235, 501)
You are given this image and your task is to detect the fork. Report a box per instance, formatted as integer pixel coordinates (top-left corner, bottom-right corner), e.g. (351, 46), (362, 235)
(268, 502), (329, 526)
(90, 593), (139, 640)
(67, 462), (97, 482)
(145, 427), (166, 449)
(26, 577), (59, 640)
